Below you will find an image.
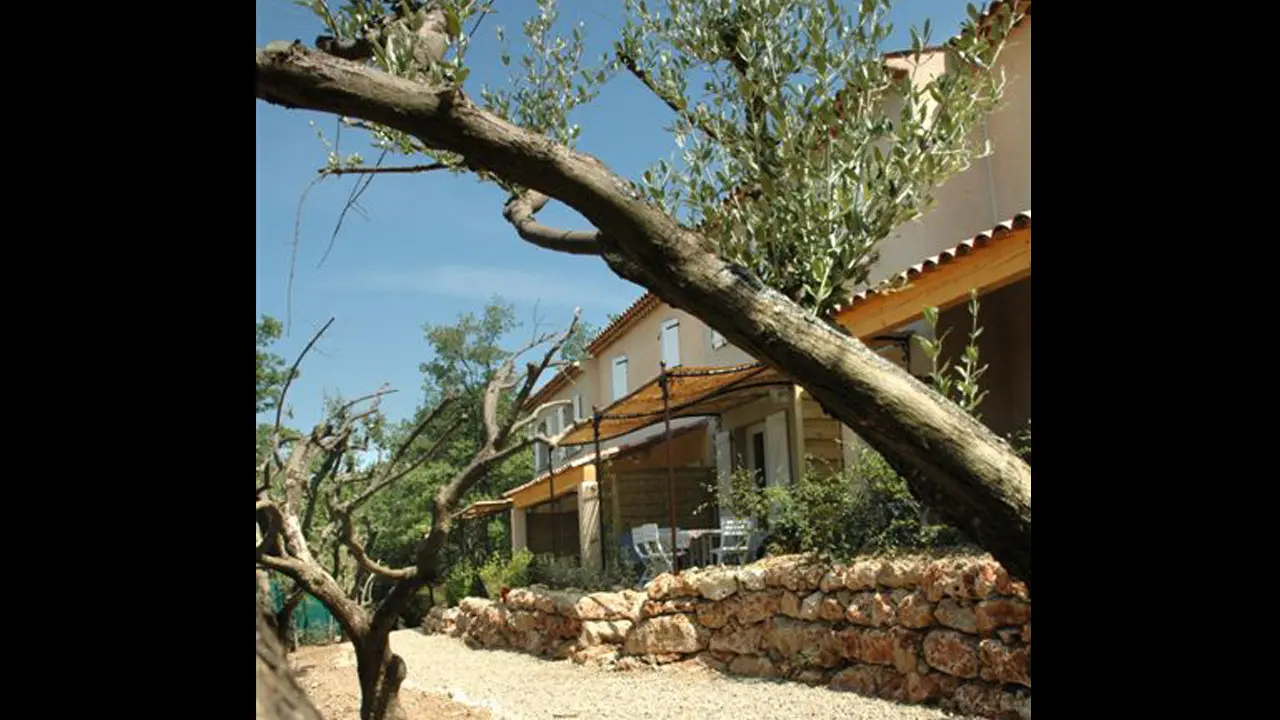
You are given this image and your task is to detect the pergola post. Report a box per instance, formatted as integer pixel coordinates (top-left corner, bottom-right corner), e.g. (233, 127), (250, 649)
(548, 442), (558, 558)
(659, 361), (678, 572)
(593, 408), (605, 572)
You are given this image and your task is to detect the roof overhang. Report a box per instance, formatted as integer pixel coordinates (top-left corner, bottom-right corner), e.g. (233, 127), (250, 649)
(832, 212), (1031, 339)
(557, 364), (792, 447)
(454, 499), (513, 521)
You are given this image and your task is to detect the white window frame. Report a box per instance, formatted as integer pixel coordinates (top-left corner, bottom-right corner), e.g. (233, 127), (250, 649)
(660, 317), (681, 368)
(573, 393), (584, 422)
(612, 355), (628, 401)
(533, 420), (547, 471)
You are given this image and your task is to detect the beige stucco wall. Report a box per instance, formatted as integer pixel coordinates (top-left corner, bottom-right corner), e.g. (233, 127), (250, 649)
(986, 24), (1031, 221)
(592, 304), (715, 402)
(869, 22), (1031, 287)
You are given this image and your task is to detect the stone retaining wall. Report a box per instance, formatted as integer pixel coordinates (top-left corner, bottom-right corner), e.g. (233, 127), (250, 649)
(423, 553), (1030, 719)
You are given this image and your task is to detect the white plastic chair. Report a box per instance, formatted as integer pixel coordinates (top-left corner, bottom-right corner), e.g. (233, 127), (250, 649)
(631, 523), (673, 585)
(711, 517), (754, 566)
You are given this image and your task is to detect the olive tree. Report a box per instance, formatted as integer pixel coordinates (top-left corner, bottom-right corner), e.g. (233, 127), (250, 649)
(255, 313), (580, 720)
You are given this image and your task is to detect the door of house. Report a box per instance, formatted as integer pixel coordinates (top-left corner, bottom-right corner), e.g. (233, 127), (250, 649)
(744, 422), (767, 489)
(744, 412), (791, 490)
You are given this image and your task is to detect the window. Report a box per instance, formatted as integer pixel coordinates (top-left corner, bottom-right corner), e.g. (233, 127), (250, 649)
(573, 393), (584, 422)
(533, 420), (547, 471)
(750, 430), (767, 489)
(555, 405), (571, 463)
(547, 410), (561, 464)
(661, 318), (681, 368)
(612, 355), (628, 400)
(710, 328), (727, 350)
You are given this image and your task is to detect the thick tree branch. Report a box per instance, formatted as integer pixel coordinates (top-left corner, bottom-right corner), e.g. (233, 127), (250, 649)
(301, 450), (343, 538)
(503, 190), (602, 255)
(257, 500), (285, 555)
(255, 43), (1032, 586)
(257, 550), (369, 642)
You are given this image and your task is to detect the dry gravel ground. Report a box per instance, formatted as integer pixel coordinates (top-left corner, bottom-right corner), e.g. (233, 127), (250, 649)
(292, 629), (981, 720)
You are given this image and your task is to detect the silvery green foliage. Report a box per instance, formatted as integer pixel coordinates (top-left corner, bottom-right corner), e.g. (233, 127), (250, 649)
(297, 1), (1019, 315)
(478, 0), (614, 193)
(618, 0), (1017, 314)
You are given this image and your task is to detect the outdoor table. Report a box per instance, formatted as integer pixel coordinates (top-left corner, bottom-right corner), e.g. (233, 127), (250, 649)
(658, 528), (722, 568)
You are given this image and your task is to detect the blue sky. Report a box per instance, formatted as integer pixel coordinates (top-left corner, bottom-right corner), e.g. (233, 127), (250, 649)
(255, 0), (976, 432)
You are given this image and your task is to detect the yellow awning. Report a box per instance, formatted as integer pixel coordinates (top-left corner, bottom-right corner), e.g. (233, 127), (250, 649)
(557, 363), (792, 447)
(454, 498), (513, 521)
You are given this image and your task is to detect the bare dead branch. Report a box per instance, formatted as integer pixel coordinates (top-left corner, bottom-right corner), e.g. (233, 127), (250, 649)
(301, 444), (349, 538)
(480, 367), (510, 447)
(334, 510), (415, 580)
(382, 394), (457, 476)
(263, 317), (336, 491)
(488, 434), (541, 466)
(503, 191), (602, 255)
(288, 176), (326, 334)
(510, 399), (573, 435)
(320, 163), (448, 176)
(501, 312), (582, 444)
(338, 385), (398, 414)
(348, 414), (467, 512)
(466, 2), (494, 44)
(320, 148), (388, 269)
(257, 550), (307, 576)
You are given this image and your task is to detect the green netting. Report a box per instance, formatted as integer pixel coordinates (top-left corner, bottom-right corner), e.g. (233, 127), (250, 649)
(267, 579), (344, 645)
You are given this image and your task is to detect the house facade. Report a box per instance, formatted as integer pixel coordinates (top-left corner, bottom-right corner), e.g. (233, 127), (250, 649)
(457, 1), (1032, 569)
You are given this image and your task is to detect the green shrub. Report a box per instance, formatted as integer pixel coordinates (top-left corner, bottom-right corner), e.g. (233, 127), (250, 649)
(716, 447), (972, 561)
(443, 560), (478, 606)
(527, 553), (636, 591)
(479, 548), (534, 598)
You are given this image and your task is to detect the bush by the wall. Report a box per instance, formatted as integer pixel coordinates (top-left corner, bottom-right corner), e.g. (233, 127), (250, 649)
(527, 552), (636, 591)
(480, 549), (534, 598)
(444, 560), (479, 606)
(718, 447), (971, 561)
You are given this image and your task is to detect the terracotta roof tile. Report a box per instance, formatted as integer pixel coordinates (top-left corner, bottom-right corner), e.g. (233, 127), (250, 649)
(832, 211), (1031, 315)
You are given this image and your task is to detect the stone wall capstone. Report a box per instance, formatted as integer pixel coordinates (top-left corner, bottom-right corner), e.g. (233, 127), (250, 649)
(423, 553), (1030, 719)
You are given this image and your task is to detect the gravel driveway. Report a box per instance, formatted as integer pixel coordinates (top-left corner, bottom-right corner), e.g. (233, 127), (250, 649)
(383, 629), (976, 720)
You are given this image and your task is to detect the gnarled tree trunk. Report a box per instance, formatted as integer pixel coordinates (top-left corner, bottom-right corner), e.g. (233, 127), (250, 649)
(355, 634), (410, 720)
(257, 604), (323, 720)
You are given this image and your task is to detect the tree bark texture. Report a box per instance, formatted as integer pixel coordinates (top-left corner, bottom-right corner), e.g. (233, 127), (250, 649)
(257, 605), (324, 720)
